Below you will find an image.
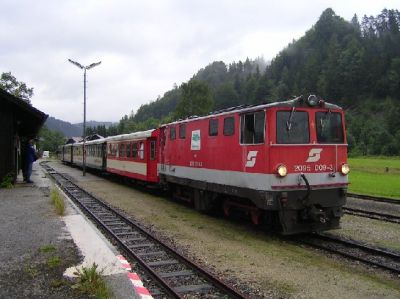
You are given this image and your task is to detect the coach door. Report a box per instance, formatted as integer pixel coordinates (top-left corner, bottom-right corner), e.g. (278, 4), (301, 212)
(147, 138), (158, 182)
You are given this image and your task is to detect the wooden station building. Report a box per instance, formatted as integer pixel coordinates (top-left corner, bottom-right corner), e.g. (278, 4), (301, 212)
(0, 88), (48, 184)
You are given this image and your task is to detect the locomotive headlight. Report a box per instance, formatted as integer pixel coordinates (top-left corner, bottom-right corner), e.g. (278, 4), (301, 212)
(340, 163), (350, 175)
(307, 94), (319, 106)
(277, 164), (288, 177)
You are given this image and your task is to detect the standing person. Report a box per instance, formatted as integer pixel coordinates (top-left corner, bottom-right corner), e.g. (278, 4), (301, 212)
(24, 139), (37, 183)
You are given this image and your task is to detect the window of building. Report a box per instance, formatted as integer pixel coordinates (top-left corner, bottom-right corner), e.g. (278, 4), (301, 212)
(179, 124), (186, 139)
(209, 119), (218, 136)
(223, 117), (235, 136)
(240, 111), (265, 144)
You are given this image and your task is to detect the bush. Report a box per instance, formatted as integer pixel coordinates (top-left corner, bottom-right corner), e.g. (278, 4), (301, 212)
(0, 173), (14, 189)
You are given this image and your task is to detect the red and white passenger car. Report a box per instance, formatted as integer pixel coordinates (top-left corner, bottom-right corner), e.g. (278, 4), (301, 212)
(106, 130), (159, 183)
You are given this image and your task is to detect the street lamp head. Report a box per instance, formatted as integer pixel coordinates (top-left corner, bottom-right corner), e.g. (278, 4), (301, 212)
(86, 61), (102, 70)
(68, 59), (84, 69)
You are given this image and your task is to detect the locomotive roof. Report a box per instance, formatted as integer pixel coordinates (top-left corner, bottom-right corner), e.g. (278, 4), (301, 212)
(162, 95), (342, 126)
(105, 129), (155, 142)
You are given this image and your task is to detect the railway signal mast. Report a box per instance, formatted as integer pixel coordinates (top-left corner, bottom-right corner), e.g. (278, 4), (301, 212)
(68, 59), (101, 176)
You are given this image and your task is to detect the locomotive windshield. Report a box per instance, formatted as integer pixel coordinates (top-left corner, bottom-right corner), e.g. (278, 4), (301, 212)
(316, 111), (344, 143)
(277, 111), (310, 144)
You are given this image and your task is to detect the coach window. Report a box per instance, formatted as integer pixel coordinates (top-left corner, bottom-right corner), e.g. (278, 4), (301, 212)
(150, 141), (156, 160)
(119, 143), (125, 157)
(179, 124), (186, 139)
(139, 142), (144, 159)
(223, 117), (235, 136)
(126, 143), (131, 157)
(209, 119), (218, 136)
(132, 142), (138, 158)
(276, 110), (310, 144)
(170, 126), (176, 140)
(240, 111), (265, 144)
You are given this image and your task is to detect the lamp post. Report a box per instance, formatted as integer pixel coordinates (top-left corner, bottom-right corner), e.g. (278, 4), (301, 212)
(68, 59), (101, 176)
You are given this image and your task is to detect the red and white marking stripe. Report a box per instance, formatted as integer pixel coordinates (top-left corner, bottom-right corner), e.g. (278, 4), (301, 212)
(117, 255), (153, 299)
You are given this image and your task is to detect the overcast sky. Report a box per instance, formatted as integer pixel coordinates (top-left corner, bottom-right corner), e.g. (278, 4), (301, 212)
(1, 0), (398, 123)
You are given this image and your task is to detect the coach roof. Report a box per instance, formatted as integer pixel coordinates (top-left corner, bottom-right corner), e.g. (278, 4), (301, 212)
(105, 129), (155, 142)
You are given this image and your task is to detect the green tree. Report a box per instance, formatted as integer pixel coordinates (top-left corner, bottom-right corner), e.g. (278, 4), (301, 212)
(213, 83), (239, 110)
(174, 80), (213, 119)
(0, 72), (34, 103)
(38, 126), (65, 152)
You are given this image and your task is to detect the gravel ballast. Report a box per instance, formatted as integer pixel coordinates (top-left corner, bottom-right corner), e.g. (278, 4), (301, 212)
(51, 161), (400, 298)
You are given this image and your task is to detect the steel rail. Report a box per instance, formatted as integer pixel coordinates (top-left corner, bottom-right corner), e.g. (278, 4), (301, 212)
(42, 162), (248, 299)
(344, 207), (400, 224)
(298, 233), (400, 275)
(348, 193), (400, 205)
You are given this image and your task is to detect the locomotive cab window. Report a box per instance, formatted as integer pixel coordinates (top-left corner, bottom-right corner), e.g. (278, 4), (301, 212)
(316, 111), (344, 143)
(179, 124), (186, 139)
(240, 111), (265, 144)
(276, 110), (310, 144)
(223, 117), (235, 136)
(209, 119), (218, 136)
(170, 126), (176, 140)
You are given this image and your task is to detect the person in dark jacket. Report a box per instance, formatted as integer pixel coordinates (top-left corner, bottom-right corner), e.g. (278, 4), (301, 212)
(24, 139), (37, 183)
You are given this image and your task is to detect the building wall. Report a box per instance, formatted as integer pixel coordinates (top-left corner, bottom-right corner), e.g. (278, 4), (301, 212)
(0, 101), (16, 182)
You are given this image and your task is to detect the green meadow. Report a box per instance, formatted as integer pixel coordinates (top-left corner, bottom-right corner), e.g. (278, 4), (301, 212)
(348, 157), (400, 199)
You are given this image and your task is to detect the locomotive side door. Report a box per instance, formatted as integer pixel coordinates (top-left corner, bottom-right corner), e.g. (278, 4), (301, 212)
(159, 127), (166, 172)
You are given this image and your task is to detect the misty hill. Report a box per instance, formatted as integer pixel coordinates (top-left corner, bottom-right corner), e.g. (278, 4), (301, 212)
(113, 8), (400, 156)
(74, 121), (115, 133)
(45, 116), (81, 137)
(45, 117), (115, 137)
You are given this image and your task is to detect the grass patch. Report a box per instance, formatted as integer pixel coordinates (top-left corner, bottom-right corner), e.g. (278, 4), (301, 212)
(73, 263), (113, 299)
(348, 157), (400, 199)
(50, 279), (65, 288)
(24, 265), (39, 278)
(50, 187), (65, 215)
(47, 256), (62, 268)
(40, 244), (57, 253)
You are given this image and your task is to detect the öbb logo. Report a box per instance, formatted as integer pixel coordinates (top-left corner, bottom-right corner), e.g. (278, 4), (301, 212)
(306, 148), (323, 163)
(245, 151), (258, 167)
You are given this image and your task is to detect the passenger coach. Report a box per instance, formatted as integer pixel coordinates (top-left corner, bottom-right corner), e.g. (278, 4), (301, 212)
(106, 130), (159, 183)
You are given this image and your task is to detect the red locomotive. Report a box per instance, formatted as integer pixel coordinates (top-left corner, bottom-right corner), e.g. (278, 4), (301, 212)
(62, 95), (349, 234)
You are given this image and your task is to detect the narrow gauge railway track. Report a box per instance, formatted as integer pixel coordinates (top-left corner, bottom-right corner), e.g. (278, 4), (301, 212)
(42, 163), (248, 299)
(344, 207), (400, 224)
(348, 193), (400, 205)
(296, 233), (400, 275)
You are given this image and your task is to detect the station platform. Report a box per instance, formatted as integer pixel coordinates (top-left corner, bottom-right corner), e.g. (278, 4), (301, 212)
(0, 160), (149, 299)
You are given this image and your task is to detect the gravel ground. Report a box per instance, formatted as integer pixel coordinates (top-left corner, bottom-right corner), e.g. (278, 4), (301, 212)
(50, 161), (400, 298)
(0, 168), (87, 299)
(346, 197), (400, 217)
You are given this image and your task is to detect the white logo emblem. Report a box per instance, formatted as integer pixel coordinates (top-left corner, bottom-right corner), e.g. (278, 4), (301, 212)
(306, 148), (322, 163)
(245, 151), (258, 167)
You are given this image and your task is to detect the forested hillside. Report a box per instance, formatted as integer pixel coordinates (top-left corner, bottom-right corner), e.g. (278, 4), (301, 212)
(95, 8), (400, 156)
